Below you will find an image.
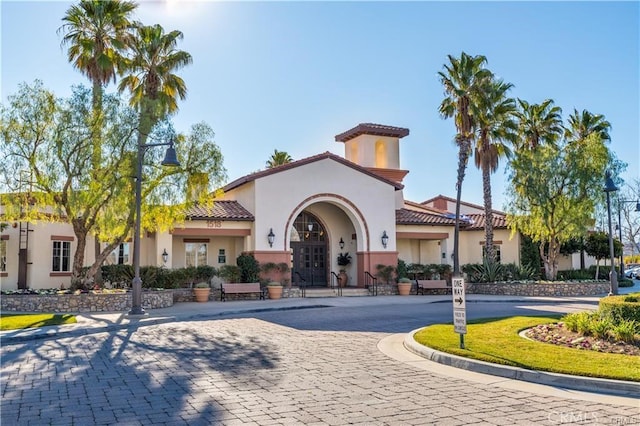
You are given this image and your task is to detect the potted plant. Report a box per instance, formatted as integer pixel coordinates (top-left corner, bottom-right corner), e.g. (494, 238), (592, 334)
(193, 282), (211, 302)
(397, 277), (412, 296)
(337, 252), (352, 287)
(267, 281), (283, 300)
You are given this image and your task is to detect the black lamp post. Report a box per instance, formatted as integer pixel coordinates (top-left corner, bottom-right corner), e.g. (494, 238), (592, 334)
(128, 138), (180, 316)
(603, 170), (618, 296)
(617, 198), (640, 279)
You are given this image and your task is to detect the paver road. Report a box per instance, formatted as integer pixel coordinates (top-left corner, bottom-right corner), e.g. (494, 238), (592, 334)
(1, 314), (638, 425)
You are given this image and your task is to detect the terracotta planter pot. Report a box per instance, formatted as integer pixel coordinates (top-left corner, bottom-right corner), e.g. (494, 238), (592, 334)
(338, 271), (348, 287)
(397, 282), (412, 296)
(267, 286), (283, 300)
(193, 288), (211, 302)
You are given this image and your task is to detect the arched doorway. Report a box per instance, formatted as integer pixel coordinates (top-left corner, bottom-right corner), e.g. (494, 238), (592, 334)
(290, 212), (327, 287)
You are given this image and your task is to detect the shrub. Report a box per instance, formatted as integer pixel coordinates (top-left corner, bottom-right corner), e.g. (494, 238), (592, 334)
(219, 265), (241, 283)
(562, 312), (581, 333)
(396, 259), (408, 280)
(576, 312), (595, 336)
(237, 253), (260, 283)
(590, 317), (613, 339)
(599, 293), (640, 323)
(375, 264), (395, 284)
(611, 320), (639, 343)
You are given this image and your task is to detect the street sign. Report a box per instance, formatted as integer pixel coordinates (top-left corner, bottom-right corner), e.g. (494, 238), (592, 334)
(453, 309), (467, 334)
(452, 277), (466, 337)
(452, 278), (466, 309)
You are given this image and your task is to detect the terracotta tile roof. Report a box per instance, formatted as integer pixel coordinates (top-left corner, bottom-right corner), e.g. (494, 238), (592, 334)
(185, 201), (254, 221)
(396, 208), (461, 226)
(335, 123), (410, 142)
(222, 151), (404, 192)
(463, 213), (508, 230)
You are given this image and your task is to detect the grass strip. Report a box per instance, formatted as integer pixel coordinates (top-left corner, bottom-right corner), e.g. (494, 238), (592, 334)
(0, 313), (77, 331)
(413, 315), (639, 382)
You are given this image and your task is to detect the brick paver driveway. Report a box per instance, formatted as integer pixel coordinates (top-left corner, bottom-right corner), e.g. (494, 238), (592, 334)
(1, 317), (638, 425)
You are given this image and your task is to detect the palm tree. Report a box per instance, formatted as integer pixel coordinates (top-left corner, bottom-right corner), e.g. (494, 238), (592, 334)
(438, 52), (493, 275)
(514, 99), (563, 150)
(59, 0), (137, 113)
(118, 23), (193, 144)
(473, 78), (518, 263)
(59, 0), (137, 281)
(565, 108), (611, 143)
(266, 150), (293, 168)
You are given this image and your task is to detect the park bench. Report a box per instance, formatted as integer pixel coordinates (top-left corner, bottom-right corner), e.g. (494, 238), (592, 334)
(415, 279), (449, 295)
(220, 283), (266, 302)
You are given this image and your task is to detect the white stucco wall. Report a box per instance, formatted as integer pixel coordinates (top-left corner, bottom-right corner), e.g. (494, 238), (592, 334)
(252, 158), (398, 253)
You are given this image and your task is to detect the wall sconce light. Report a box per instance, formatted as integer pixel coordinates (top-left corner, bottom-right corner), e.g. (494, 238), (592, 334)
(268, 228), (275, 247)
(161, 248), (169, 264)
(308, 223), (313, 232)
(339, 237), (345, 250)
(381, 231), (389, 249)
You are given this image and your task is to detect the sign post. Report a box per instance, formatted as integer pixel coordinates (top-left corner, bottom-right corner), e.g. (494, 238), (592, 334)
(452, 277), (466, 349)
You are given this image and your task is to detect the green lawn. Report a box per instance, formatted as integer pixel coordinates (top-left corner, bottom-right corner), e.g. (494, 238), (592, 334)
(0, 313), (77, 331)
(413, 316), (639, 382)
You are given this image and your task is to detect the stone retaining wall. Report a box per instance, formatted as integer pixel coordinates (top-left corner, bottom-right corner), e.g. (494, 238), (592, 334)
(1, 291), (173, 313)
(466, 281), (610, 297)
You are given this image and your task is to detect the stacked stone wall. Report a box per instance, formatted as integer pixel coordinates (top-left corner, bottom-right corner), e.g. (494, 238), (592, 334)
(466, 281), (610, 297)
(1, 291), (173, 313)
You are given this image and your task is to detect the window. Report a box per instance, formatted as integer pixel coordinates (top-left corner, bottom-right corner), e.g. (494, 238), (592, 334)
(482, 245), (501, 263)
(218, 249), (226, 264)
(52, 240), (71, 272)
(186, 243), (207, 267)
(0, 240), (6, 272)
(107, 243), (130, 265)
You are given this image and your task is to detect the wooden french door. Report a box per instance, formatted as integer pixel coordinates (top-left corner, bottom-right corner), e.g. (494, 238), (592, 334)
(292, 242), (327, 287)
(291, 212), (327, 287)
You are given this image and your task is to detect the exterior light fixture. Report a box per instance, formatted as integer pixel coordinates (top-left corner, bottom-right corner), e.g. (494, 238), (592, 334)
(161, 249), (169, 264)
(339, 237), (345, 250)
(603, 170), (618, 296)
(268, 228), (275, 247)
(381, 231), (389, 249)
(129, 137), (181, 317)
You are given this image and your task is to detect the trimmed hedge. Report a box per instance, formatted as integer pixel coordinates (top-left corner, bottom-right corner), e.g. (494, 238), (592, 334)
(599, 293), (640, 323)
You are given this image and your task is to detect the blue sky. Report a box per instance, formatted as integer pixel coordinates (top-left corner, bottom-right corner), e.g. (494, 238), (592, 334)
(2, 1), (638, 210)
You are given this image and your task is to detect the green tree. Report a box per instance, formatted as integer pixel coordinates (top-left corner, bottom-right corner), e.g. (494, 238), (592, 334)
(514, 99), (563, 150)
(507, 133), (613, 280)
(473, 78), (517, 263)
(0, 82), (226, 286)
(438, 52), (493, 274)
(266, 150), (293, 168)
(584, 231), (622, 279)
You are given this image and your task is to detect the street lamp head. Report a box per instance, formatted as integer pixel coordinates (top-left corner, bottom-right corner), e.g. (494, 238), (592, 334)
(161, 140), (181, 167)
(603, 170), (618, 193)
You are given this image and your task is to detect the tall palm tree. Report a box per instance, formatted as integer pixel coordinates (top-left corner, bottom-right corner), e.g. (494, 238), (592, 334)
(118, 24), (193, 144)
(438, 52), (493, 275)
(59, 0), (137, 281)
(514, 99), (563, 150)
(565, 108), (611, 143)
(59, 0), (137, 113)
(266, 150), (293, 168)
(473, 78), (518, 263)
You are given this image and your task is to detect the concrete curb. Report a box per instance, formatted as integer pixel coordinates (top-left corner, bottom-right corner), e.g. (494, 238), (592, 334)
(403, 328), (640, 398)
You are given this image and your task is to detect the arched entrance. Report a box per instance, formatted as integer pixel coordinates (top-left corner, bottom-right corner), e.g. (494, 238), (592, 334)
(290, 212), (327, 287)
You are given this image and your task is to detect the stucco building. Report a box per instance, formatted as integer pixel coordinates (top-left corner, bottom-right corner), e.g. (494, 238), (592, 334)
(1, 123), (523, 290)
